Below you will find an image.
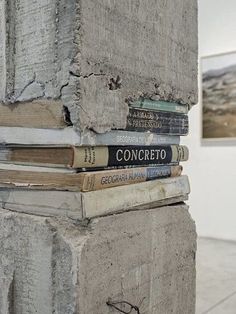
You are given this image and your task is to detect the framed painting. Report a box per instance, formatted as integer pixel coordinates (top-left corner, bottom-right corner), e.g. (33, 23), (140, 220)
(202, 51), (236, 140)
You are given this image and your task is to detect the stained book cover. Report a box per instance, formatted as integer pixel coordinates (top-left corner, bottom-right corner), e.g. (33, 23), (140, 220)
(125, 108), (189, 135)
(0, 165), (182, 192)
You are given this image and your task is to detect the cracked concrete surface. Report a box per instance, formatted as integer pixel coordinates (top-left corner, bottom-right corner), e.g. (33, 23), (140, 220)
(0, 0), (198, 133)
(0, 204), (197, 314)
(6, 74), (46, 103)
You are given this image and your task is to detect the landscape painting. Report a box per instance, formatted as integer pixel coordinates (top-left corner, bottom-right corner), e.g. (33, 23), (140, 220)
(202, 51), (236, 139)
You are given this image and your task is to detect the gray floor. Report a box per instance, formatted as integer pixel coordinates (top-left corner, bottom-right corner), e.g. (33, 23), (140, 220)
(196, 238), (236, 314)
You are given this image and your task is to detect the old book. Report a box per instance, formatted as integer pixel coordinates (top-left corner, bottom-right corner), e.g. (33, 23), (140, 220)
(0, 145), (189, 168)
(126, 118), (188, 135)
(0, 165), (182, 192)
(130, 99), (188, 114)
(0, 175), (190, 219)
(0, 127), (180, 146)
(126, 108), (188, 135)
(0, 100), (67, 128)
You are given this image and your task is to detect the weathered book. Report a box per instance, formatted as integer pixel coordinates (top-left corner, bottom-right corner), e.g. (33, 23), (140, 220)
(0, 145), (189, 168)
(0, 176), (190, 219)
(0, 165), (182, 192)
(126, 108), (189, 135)
(0, 127), (180, 146)
(130, 99), (188, 114)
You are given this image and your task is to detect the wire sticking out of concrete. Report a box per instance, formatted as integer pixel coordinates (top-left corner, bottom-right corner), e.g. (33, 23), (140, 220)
(106, 299), (140, 314)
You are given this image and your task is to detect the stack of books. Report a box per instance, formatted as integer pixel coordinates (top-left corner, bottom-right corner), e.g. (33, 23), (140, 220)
(0, 99), (190, 219)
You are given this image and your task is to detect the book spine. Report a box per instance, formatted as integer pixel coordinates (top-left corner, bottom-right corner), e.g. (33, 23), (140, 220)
(82, 175), (190, 218)
(85, 130), (180, 146)
(81, 165), (182, 191)
(72, 145), (188, 168)
(0, 176), (190, 219)
(0, 126), (181, 146)
(0, 127), (179, 146)
(126, 108), (189, 135)
(130, 99), (188, 114)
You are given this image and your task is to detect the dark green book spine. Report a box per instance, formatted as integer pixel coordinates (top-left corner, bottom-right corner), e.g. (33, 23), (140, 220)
(126, 108), (189, 135)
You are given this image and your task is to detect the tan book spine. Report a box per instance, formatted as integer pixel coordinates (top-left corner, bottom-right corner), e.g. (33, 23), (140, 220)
(0, 166), (182, 192)
(72, 146), (109, 168)
(81, 167), (147, 191)
(0, 169), (85, 191)
(81, 165), (182, 192)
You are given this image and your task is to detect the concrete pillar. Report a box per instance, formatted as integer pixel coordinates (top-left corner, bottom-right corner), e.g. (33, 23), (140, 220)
(0, 0), (198, 313)
(0, 205), (196, 314)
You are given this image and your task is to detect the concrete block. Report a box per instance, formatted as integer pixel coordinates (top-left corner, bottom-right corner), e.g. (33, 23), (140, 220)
(0, 0), (198, 132)
(0, 204), (196, 314)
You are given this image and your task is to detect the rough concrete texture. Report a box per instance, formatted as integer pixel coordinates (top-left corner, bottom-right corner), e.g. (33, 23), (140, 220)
(0, 0), (198, 132)
(0, 204), (196, 314)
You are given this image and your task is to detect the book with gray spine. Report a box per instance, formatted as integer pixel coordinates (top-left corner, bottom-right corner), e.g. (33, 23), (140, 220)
(0, 175), (190, 220)
(0, 127), (180, 146)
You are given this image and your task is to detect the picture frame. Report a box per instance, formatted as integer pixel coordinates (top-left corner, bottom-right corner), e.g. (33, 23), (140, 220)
(201, 51), (236, 141)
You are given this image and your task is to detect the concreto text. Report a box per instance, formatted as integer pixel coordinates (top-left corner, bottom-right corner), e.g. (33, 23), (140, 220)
(116, 148), (167, 162)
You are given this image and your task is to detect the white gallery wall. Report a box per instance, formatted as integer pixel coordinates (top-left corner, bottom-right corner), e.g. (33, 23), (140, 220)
(183, 0), (236, 240)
